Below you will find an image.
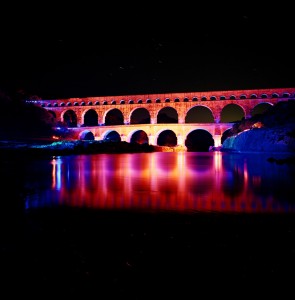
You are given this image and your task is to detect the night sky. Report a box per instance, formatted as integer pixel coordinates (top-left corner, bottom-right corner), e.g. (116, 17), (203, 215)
(1, 4), (294, 100)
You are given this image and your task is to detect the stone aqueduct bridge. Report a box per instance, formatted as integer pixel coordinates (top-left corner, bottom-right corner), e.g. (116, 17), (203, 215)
(34, 87), (295, 148)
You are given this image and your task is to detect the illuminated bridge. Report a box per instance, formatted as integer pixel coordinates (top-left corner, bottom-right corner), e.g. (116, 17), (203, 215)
(32, 87), (295, 150)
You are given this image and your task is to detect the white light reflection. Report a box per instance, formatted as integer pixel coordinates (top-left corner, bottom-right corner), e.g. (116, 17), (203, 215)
(51, 156), (62, 190)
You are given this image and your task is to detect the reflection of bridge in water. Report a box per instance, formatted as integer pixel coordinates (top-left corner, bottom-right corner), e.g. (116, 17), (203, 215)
(26, 152), (295, 214)
(32, 87), (295, 149)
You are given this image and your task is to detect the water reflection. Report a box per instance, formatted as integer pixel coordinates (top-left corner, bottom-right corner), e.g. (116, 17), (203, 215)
(23, 152), (295, 214)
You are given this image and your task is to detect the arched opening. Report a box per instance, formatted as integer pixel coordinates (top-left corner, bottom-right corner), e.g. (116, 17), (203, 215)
(104, 131), (121, 142)
(157, 130), (177, 146)
(185, 106), (214, 123)
(63, 110), (77, 127)
(105, 108), (124, 125)
(221, 104), (244, 123)
(130, 130), (149, 144)
(130, 108), (150, 124)
(84, 109), (98, 126)
(80, 130), (95, 140)
(251, 103), (272, 117)
(157, 107), (178, 123)
(185, 129), (214, 152)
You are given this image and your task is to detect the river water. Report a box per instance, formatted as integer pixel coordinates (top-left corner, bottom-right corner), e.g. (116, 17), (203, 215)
(1, 151), (295, 297)
(16, 151), (295, 214)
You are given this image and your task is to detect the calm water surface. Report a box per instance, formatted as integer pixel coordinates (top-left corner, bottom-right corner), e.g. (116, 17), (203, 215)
(17, 151), (295, 214)
(1, 151), (295, 297)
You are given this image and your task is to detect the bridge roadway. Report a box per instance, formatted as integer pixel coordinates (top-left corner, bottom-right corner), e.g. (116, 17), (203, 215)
(68, 122), (233, 148)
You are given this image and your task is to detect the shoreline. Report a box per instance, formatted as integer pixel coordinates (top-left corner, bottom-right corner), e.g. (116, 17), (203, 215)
(1, 139), (294, 164)
(0, 140), (157, 156)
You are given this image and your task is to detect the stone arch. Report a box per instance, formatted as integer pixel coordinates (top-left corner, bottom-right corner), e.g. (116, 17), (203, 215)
(156, 129), (177, 146)
(157, 107), (178, 123)
(185, 129), (214, 152)
(129, 129), (149, 144)
(61, 109), (78, 127)
(251, 102), (273, 117)
(104, 108), (124, 125)
(79, 130), (95, 140)
(130, 107), (151, 124)
(101, 130), (121, 142)
(185, 105), (214, 123)
(221, 104), (245, 122)
(83, 109), (98, 126)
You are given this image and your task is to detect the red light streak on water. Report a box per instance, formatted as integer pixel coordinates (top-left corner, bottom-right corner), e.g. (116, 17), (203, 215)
(40, 152), (295, 214)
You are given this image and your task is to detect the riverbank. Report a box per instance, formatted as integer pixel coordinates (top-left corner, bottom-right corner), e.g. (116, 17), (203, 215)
(0, 140), (157, 156)
(0, 139), (191, 156)
(1, 140), (295, 298)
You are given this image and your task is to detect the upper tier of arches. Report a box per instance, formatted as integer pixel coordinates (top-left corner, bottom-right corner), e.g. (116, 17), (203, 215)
(35, 88), (294, 107)
(29, 87), (295, 127)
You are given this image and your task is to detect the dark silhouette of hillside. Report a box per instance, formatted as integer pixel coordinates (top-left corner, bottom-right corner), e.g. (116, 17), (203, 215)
(0, 89), (56, 140)
(221, 100), (295, 144)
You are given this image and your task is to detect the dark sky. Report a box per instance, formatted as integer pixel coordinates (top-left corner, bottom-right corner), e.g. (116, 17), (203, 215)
(1, 4), (294, 100)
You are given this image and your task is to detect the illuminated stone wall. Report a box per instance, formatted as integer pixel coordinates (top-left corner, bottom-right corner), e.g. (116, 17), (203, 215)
(31, 87), (295, 147)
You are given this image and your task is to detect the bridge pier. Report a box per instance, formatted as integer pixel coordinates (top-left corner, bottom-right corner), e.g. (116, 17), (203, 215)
(177, 134), (184, 147)
(213, 135), (222, 147)
(148, 135), (156, 145)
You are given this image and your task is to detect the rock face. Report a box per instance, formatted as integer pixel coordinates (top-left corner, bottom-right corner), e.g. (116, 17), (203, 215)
(222, 125), (295, 153)
(221, 99), (295, 154)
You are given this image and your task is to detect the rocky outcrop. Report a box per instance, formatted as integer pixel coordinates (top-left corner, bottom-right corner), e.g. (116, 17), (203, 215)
(222, 125), (295, 153)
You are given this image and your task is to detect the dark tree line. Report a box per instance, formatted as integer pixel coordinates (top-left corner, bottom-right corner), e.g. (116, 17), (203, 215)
(0, 89), (56, 140)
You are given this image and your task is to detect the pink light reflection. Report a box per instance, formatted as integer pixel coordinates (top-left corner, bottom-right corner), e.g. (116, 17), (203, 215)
(40, 152), (295, 214)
